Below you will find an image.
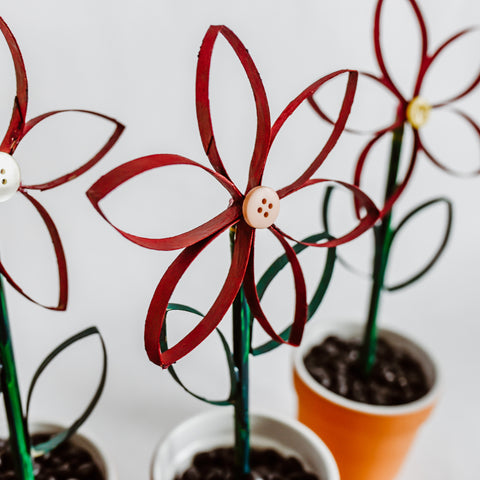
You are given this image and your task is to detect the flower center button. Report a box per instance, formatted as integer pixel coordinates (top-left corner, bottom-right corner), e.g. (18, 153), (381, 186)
(0, 152), (21, 203)
(242, 186), (280, 229)
(406, 97), (431, 129)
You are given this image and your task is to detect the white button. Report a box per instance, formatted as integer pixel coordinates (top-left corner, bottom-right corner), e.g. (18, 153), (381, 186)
(406, 97), (431, 129)
(242, 186), (280, 229)
(0, 152), (21, 202)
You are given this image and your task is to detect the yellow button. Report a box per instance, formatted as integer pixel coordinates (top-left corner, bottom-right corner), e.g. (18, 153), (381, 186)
(0, 152), (21, 202)
(242, 186), (280, 229)
(406, 97), (431, 129)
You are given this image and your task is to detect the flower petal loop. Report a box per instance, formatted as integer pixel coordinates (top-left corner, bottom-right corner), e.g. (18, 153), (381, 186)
(242, 186), (279, 229)
(275, 70), (359, 199)
(419, 109), (480, 177)
(0, 153), (21, 202)
(277, 179), (379, 248)
(20, 110), (125, 191)
(428, 28), (480, 107)
(196, 26), (271, 190)
(0, 17), (28, 154)
(0, 190), (68, 310)
(243, 226), (307, 347)
(87, 154), (242, 251)
(374, 0), (428, 101)
(145, 222), (253, 367)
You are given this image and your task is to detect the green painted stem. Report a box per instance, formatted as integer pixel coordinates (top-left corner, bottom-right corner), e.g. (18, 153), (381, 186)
(360, 124), (404, 374)
(230, 228), (251, 478)
(0, 276), (35, 480)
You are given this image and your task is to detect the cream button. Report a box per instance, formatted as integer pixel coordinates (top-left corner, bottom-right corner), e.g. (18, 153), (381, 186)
(406, 97), (431, 129)
(0, 152), (21, 202)
(242, 186), (280, 229)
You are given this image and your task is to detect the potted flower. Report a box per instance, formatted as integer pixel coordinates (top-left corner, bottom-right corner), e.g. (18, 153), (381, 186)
(0, 17), (123, 480)
(294, 0), (480, 479)
(87, 25), (379, 480)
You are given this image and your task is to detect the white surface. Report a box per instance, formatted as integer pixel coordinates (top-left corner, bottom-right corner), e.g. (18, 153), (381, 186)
(0, 1), (478, 479)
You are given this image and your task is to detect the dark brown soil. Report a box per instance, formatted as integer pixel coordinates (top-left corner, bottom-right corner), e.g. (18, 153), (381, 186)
(304, 335), (429, 406)
(175, 446), (321, 480)
(0, 433), (104, 479)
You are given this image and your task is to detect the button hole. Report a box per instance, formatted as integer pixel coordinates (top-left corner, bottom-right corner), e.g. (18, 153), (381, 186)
(0, 169), (5, 174)
(262, 198), (267, 204)
(2, 179), (7, 185)
(268, 203), (273, 209)
(264, 212), (269, 218)
(257, 207), (263, 213)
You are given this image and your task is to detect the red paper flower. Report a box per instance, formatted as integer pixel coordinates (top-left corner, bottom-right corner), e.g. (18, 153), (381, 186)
(310, 0), (480, 215)
(87, 26), (379, 367)
(0, 18), (124, 310)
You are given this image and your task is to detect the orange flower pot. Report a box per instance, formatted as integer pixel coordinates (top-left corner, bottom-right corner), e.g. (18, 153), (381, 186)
(293, 321), (440, 480)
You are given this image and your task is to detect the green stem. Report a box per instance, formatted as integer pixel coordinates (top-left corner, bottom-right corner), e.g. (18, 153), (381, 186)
(0, 276), (35, 479)
(360, 124), (404, 374)
(230, 228), (251, 479)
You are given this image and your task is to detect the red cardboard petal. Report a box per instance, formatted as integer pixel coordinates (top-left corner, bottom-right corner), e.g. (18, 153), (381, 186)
(428, 28), (480, 107)
(420, 109), (480, 177)
(0, 17), (28, 154)
(274, 70), (358, 198)
(276, 179), (379, 247)
(374, 0), (428, 102)
(196, 26), (271, 190)
(21, 110), (124, 191)
(87, 154), (242, 250)
(308, 72), (400, 135)
(353, 124), (417, 217)
(144, 221), (253, 367)
(0, 190), (68, 310)
(243, 226), (307, 346)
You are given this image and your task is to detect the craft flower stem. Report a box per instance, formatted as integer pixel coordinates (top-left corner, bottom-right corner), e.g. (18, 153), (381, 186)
(231, 227), (252, 476)
(0, 275), (34, 480)
(360, 125), (404, 374)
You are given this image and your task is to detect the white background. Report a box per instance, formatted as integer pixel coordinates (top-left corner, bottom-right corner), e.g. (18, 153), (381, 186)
(0, 1), (479, 479)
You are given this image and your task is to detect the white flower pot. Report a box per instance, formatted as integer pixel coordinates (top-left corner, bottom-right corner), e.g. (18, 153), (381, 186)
(31, 423), (116, 480)
(151, 410), (339, 480)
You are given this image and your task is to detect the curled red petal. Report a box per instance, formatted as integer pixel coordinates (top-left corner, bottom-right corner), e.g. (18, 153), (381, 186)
(276, 179), (379, 248)
(374, 0), (428, 102)
(419, 109), (480, 177)
(243, 226), (307, 346)
(0, 190), (68, 310)
(87, 153), (242, 251)
(196, 26), (271, 189)
(0, 17), (28, 154)
(275, 70), (358, 198)
(20, 110), (124, 191)
(144, 221), (253, 367)
(428, 28), (480, 107)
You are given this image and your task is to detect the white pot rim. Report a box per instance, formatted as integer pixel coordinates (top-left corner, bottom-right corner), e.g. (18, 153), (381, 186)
(294, 320), (441, 417)
(151, 409), (339, 480)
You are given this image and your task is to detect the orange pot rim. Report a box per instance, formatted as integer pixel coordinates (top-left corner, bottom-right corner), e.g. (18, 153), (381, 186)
(293, 321), (441, 417)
